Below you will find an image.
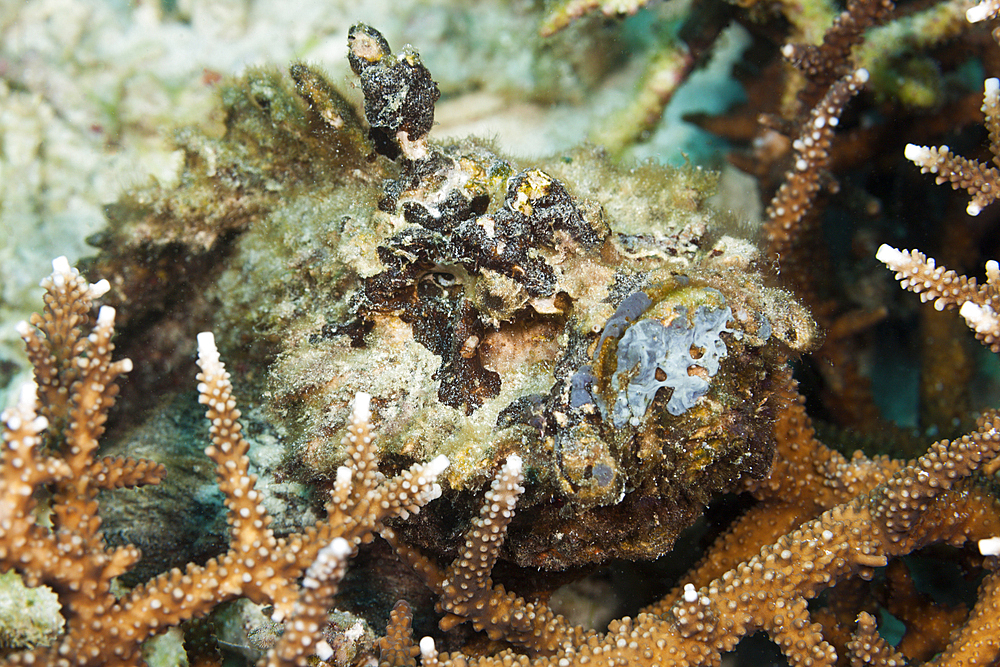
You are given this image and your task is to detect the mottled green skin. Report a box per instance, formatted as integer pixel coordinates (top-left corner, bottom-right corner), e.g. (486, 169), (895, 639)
(86, 51), (816, 571)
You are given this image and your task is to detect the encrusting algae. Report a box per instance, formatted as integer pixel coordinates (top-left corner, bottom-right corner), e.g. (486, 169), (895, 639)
(5, 13), (1000, 667)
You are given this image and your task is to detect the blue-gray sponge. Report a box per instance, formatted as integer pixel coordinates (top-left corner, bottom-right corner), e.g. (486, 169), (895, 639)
(610, 303), (733, 427)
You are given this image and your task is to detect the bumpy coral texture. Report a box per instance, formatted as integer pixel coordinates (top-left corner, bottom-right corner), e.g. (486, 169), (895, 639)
(0, 259), (449, 667)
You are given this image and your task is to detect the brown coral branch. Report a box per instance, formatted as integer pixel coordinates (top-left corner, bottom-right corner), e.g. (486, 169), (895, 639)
(905, 78), (1000, 216)
(877, 245), (1000, 351)
(382, 455), (587, 655)
(766, 68), (870, 266)
(379, 600), (419, 667)
(846, 611), (907, 667)
(782, 0), (894, 111)
(87, 456), (166, 490)
(0, 259), (450, 667)
(882, 560), (967, 661)
(380, 361), (1000, 667)
(925, 570), (1000, 667)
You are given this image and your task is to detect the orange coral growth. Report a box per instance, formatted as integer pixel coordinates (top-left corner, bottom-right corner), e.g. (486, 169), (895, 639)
(0, 259), (449, 667)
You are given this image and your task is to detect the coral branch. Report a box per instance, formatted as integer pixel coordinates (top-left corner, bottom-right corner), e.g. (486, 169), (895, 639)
(0, 260), (449, 667)
(444, 454), (523, 607)
(967, 0), (1000, 22)
(905, 78), (1000, 216)
(766, 68), (870, 261)
(783, 0), (893, 110)
(877, 245), (1000, 351)
(383, 455), (584, 654)
(380, 351), (1000, 667)
(379, 600), (419, 667)
(8, 14), (1000, 667)
(846, 611), (907, 666)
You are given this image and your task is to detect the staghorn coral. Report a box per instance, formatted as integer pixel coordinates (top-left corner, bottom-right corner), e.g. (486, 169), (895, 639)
(7, 7), (1000, 667)
(376, 359), (1000, 667)
(0, 258), (449, 666)
(6, 255), (1000, 667)
(681, 0), (1000, 437)
(686, 0), (1000, 438)
(761, 0), (890, 294)
(877, 245), (1000, 351)
(765, 67), (871, 269)
(904, 75), (1000, 216)
(720, 0), (1000, 438)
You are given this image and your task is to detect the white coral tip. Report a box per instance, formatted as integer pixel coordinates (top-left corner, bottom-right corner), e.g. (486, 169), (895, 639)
(328, 536), (352, 559)
(315, 641), (334, 662)
(51, 256), (72, 277)
(504, 453), (523, 477)
(2, 381), (47, 434)
(426, 454), (450, 478)
(96, 305), (116, 328)
(986, 260), (1000, 284)
(960, 301), (998, 334)
(968, 201), (985, 216)
(303, 537), (353, 590)
(196, 332), (222, 375)
(90, 278), (111, 298)
(854, 68), (869, 83)
(980, 536), (1000, 556)
(351, 392), (372, 425)
(875, 244), (905, 268)
(197, 331), (218, 357)
(967, 1), (994, 22)
(903, 144), (932, 164)
(420, 637), (437, 661)
(16, 380), (39, 414)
